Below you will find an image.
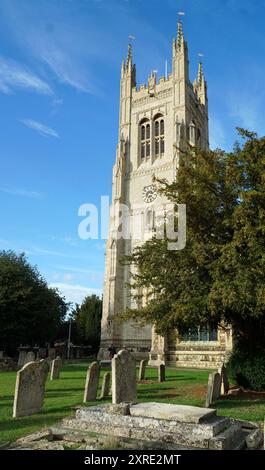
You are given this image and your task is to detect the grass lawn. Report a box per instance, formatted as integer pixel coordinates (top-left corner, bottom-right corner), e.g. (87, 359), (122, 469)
(1, 362), (265, 443)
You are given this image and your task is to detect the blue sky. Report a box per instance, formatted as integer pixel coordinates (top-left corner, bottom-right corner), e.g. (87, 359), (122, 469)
(0, 0), (264, 306)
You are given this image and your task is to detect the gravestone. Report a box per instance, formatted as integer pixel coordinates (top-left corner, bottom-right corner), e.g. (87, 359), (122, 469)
(218, 363), (229, 394)
(112, 349), (137, 404)
(50, 356), (62, 380)
(0, 351), (3, 359)
(158, 363), (165, 382)
(13, 360), (49, 418)
(48, 348), (56, 360)
(100, 372), (111, 399)
(83, 362), (101, 402)
(25, 351), (35, 364)
(18, 350), (27, 368)
(205, 372), (221, 408)
(138, 359), (147, 381)
(39, 347), (47, 359)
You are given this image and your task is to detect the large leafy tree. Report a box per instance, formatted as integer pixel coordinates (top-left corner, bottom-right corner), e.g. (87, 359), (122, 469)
(72, 294), (102, 348)
(120, 130), (265, 350)
(0, 251), (68, 352)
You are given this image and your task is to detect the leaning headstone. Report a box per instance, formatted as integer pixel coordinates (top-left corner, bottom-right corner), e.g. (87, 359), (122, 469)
(50, 356), (62, 380)
(25, 351), (35, 364)
(205, 372), (221, 408)
(138, 359), (147, 381)
(100, 372), (111, 399)
(112, 349), (137, 404)
(48, 348), (56, 360)
(83, 362), (101, 402)
(13, 360), (49, 418)
(158, 363), (165, 383)
(218, 363), (229, 394)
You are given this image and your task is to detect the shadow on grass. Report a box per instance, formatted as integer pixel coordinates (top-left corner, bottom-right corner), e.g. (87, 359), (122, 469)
(0, 395), (14, 402)
(144, 376), (199, 383)
(215, 399), (265, 410)
(56, 376), (86, 381)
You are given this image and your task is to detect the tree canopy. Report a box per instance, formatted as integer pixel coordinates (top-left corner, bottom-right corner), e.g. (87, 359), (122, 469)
(72, 294), (102, 348)
(120, 130), (265, 351)
(0, 251), (68, 352)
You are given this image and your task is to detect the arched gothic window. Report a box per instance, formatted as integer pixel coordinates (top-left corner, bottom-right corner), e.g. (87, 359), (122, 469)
(140, 119), (150, 160)
(110, 240), (116, 276)
(189, 121), (196, 145)
(154, 114), (165, 158)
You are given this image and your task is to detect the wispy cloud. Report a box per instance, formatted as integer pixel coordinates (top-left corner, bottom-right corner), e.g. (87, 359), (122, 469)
(49, 282), (102, 305)
(50, 235), (79, 247)
(0, 186), (43, 199)
(227, 93), (261, 133)
(28, 246), (93, 261)
(0, 0), (167, 96)
(209, 114), (227, 150)
(0, 1), (104, 95)
(0, 56), (52, 95)
(19, 119), (59, 138)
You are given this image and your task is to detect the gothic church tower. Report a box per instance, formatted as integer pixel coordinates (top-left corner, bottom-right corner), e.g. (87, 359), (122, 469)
(98, 21), (209, 360)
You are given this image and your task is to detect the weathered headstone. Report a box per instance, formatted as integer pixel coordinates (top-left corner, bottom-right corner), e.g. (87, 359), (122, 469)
(218, 363), (229, 394)
(205, 372), (221, 408)
(138, 359), (147, 381)
(0, 351), (3, 359)
(158, 363), (165, 383)
(39, 348), (47, 359)
(25, 351), (35, 364)
(246, 428), (263, 449)
(13, 360), (49, 418)
(83, 362), (101, 402)
(48, 348), (56, 360)
(50, 356), (62, 380)
(100, 372), (111, 399)
(112, 349), (137, 404)
(18, 350), (27, 367)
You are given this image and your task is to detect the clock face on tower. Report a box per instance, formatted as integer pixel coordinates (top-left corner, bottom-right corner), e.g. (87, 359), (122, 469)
(142, 184), (157, 203)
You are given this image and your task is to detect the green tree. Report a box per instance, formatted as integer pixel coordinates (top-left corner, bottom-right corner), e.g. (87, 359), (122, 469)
(0, 251), (68, 353)
(120, 131), (265, 351)
(73, 294), (102, 348)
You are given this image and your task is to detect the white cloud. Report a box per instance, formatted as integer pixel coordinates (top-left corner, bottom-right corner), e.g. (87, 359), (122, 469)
(19, 119), (59, 138)
(49, 282), (102, 305)
(0, 186), (43, 199)
(0, 56), (52, 95)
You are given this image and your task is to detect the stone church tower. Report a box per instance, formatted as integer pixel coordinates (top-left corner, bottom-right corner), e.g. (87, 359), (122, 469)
(98, 21), (231, 366)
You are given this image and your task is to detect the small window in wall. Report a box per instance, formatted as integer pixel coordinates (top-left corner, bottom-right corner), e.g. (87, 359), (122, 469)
(181, 325), (218, 342)
(144, 207), (154, 231)
(176, 122), (182, 140)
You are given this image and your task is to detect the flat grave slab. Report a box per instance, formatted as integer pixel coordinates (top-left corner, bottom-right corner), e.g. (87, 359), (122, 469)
(130, 402), (216, 424)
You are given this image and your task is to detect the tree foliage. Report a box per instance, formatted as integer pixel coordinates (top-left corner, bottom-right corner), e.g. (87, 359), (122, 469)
(72, 294), (102, 347)
(120, 130), (265, 350)
(0, 251), (68, 352)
